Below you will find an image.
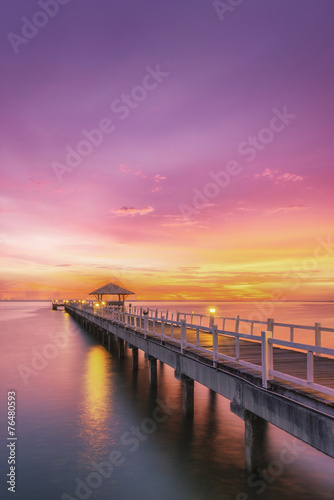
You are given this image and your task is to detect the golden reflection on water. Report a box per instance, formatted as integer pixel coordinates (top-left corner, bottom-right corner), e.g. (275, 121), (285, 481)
(79, 345), (113, 457)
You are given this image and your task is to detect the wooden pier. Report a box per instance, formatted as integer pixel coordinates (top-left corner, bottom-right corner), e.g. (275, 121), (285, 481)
(59, 301), (334, 474)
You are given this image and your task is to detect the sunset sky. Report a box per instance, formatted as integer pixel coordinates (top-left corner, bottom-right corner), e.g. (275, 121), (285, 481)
(1, 0), (333, 300)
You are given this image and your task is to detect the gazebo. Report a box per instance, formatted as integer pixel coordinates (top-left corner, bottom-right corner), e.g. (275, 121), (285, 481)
(89, 282), (135, 306)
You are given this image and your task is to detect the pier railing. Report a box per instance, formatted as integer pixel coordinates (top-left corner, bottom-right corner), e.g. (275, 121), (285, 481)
(66, 301), (334, 398)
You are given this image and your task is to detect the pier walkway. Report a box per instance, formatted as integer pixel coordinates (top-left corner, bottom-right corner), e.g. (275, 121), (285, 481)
(63, 301), (334, 473)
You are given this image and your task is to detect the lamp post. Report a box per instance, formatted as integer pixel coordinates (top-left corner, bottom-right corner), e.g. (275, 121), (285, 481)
(209, 307), (216, 327)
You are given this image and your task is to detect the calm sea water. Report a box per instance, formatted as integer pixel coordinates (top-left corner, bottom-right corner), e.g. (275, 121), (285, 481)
(1, 301), (334, 500)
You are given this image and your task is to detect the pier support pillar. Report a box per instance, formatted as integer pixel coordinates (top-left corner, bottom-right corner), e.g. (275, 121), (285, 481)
(175, 371), (194, 417)
(132, 347), (139, 371)
(108, 334), (113, 351)
(148, 356), (157, 388)
(244, 410), (266, 474)
(231, 402), (266, 474)
(118, 339), (124, 359)
(182, 376), (194, 417)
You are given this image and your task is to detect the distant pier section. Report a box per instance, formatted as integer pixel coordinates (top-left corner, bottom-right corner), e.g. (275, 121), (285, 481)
(52, 300), (66, 311)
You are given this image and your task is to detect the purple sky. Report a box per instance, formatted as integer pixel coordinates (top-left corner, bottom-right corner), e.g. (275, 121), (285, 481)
(1, 0), (334, 300)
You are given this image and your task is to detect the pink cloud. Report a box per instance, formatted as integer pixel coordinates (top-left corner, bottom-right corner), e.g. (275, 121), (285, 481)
(135, 170), (147, 178)
(120, 164), (132, 173)
(279, 173), (304, 182)
(153, 174), (167, 183)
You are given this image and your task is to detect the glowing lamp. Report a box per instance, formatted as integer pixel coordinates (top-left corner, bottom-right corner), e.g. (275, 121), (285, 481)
(209, 308), (216, 314)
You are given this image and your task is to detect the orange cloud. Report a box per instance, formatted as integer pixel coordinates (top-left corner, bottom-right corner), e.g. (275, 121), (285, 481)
(111, 206), (154, 216)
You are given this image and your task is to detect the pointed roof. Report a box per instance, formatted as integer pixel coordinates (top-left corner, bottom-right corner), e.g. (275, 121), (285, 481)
(89, 282), (135, 296)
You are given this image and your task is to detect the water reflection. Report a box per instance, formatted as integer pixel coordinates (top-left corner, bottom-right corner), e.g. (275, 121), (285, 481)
(78, 345), (113, 458)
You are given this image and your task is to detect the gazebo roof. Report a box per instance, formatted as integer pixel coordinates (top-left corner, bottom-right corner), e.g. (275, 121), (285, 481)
(89, 282), (135, 296)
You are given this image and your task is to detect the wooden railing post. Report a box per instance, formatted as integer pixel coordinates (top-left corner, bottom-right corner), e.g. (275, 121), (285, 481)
(180, 320), (186, 353)
(307, 350), (314, 383)
(261, 331), (274, 388)
(212, 325), (218, 367)
(234, 316), (240, 360)
(235, 333), (240, 361)
(315, 323), (321, 357)
(267, 318), (274, 337)
(177, 311), (180, 323)
(161, 319), (165, 338)
(144, 315), (148, 339)
(235, 315), (240, 333)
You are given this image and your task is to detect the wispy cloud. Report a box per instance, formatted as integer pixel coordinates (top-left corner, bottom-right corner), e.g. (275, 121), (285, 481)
(153, 174), (167, 183)
(161, 215), (209, 228)
(119, 164), (132, 174)
(151, 174), (167, 192)
(266, 205), (309, 215)
(254, 168), (304, 182)
(119, 165), (166, 191)
(135, 170), (147, 178)
(111, 206), (154, 216)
